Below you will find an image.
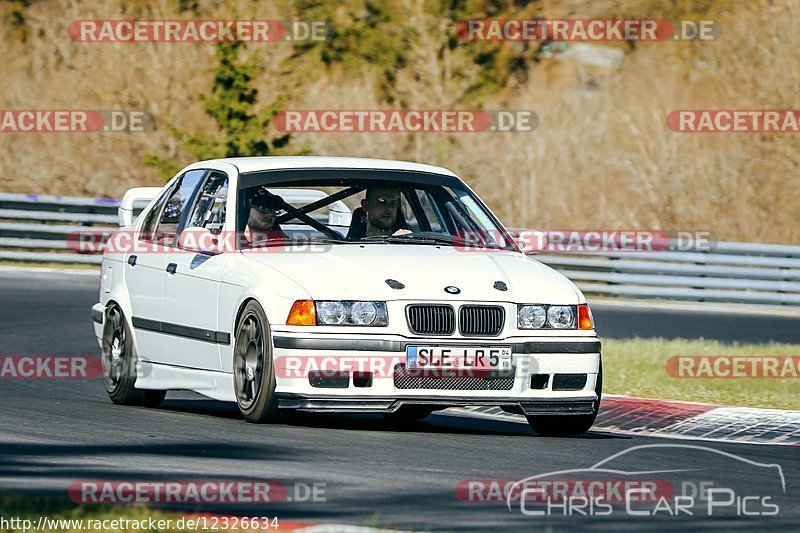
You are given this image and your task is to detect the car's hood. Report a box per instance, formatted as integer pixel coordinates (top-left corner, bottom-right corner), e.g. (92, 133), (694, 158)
(243, 244), (582, 303)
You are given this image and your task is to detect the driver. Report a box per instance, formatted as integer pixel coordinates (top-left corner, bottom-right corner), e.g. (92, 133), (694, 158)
(246, 189), (288, 243)
(360, 187), (408, 237)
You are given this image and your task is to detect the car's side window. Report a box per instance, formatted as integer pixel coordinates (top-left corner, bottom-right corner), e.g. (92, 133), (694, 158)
(184, 172), (228, 234)
(457, 193), (496, 231)
(139, 187), (174, 242)
(447, 190), (505, 246)
(151, 169), (207, 244)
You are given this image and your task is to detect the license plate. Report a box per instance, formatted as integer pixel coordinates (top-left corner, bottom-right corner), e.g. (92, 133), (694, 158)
(406, 346), (512, 371)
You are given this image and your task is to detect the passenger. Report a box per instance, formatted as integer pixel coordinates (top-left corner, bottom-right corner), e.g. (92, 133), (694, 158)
(246, 189), (288, 244)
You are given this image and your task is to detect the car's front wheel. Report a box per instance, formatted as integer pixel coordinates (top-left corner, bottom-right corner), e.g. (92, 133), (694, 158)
(233, 301), (280, 423)
(525, 362), (603, 437)
(102, 303), (166, 407)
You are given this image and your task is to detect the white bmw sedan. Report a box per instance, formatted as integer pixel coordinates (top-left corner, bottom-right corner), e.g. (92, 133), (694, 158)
(92, 157), (602, 436)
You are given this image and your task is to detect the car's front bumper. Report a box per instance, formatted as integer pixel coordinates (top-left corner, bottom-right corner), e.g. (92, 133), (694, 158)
(270, 331), (601, 413)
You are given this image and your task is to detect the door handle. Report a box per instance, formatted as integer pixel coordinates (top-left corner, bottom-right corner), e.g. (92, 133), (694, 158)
(127, 255), (137, 266)
(166, 263), (177, 275)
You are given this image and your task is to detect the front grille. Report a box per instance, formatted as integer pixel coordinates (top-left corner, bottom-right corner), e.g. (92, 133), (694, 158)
(393, 364), (515, 390)
(406, 304), (455, 335)
(459, 305), (504, 336)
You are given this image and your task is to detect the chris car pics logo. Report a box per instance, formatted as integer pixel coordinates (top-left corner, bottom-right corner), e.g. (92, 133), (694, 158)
(504, 444), (785, 518)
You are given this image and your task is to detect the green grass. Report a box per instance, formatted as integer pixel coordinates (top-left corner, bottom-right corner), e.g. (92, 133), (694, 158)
(603, 338), (800, 410)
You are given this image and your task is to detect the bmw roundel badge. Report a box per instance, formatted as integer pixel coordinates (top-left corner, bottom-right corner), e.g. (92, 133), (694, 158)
(444, 285), (461, 294)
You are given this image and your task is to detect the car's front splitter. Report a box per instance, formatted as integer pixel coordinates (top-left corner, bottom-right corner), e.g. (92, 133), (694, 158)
(276, 393), (598, 416)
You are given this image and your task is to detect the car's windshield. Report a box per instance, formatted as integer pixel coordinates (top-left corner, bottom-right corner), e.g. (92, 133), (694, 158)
(236, 170), (516, 250)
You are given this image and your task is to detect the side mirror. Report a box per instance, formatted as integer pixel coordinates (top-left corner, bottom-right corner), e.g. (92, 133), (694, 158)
(118, 187), (162, 228)
(178, 228), (220, 255)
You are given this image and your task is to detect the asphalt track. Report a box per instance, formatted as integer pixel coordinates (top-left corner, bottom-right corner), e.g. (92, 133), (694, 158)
(0, 269), (798, 531)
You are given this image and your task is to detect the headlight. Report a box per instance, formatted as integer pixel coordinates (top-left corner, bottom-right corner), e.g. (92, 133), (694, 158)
(547, 305), (574, 329)
(350, 301), (377, 325)
(517, 304), (584, 329)
(317, 301), (346, 325)
(314, 301), (388, 326)
(518, 305), (547, 329)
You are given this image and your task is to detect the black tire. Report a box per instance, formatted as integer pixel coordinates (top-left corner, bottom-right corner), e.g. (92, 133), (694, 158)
(526, 360), (603, 437)
(101, 304), (166, 407)
(233, 301), (280, 423)
(383, 406), (435, 422)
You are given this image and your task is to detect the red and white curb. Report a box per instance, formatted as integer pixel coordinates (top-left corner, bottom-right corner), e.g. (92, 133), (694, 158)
(445, 395), (800, 445)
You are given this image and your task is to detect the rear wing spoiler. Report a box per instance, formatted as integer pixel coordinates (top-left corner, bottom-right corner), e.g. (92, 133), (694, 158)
(118, 187), (162, 227)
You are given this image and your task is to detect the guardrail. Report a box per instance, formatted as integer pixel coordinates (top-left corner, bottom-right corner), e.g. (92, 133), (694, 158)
(0, 193), (122, 265)
(538, 241), (800, 307)
(1, 192), (799, 308)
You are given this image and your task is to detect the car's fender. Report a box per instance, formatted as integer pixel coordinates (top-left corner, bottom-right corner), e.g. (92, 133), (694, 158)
(217, 253), (313, 373)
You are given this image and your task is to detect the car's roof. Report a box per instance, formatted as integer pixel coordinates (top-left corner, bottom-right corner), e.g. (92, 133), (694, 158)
(194, 156), (458, 177)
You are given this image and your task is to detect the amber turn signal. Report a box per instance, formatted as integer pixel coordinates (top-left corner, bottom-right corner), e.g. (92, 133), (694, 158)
(287, 300), (316, 326)
(577, 304), (593, 330)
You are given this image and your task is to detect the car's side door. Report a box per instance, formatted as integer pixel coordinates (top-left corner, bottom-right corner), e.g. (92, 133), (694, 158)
(157, 170), (231, 371)
(127, 169), (207, 364)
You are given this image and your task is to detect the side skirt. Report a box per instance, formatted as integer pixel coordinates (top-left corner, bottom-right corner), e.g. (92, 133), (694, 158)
(135, 361), (235, 402)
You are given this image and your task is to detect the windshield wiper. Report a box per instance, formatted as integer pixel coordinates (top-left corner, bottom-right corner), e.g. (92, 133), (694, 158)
(291, 236), (349, 244)
(247, 236), (348, 248)
(360, 235), (455, 246)
(360, 233), (512, 249)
